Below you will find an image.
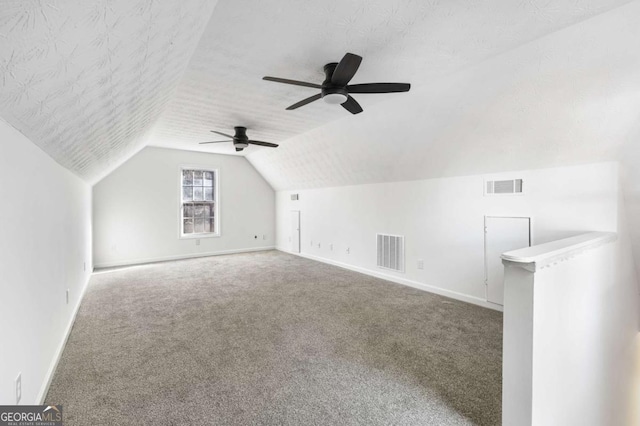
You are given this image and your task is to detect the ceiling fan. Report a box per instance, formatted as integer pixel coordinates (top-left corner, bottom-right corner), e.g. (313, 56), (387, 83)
(263, 53), (410, 115)
(198, 126), (278, 152)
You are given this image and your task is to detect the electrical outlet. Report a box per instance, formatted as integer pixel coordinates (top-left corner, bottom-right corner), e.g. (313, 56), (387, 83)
(66, 289), (69, 305)
(417, 259), (424, 270)
(310, 240), (313, 246)
(330, 244), (333, 251)
(263, 234), (267, 240)
(195, 239), (200, 246)
(15, 373), (21, 404)
(346, 247), (350, 254)
(317, 242), (321, 248)
(288, 236), (291, 242)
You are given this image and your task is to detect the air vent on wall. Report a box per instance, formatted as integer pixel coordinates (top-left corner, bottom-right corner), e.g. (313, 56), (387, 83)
(485, 179), (523, 195)
(377, 234), (405, 272)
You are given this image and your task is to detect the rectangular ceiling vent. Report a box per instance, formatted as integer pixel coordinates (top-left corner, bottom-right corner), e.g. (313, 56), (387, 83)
(377, 234), (405, 273)
(485, 179), (523, 195)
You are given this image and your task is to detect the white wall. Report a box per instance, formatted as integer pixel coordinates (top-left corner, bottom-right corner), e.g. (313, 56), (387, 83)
(502, 227), (638, 425)
(276, 162), (619, 307)
(610, 174), (640, 426)
(0, 118), (92, 404)
(93, 147), (275, 268)
(248, 1), (640, 282)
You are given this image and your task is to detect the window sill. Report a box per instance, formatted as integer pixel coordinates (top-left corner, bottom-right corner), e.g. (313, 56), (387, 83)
(180, 233), (221, 240)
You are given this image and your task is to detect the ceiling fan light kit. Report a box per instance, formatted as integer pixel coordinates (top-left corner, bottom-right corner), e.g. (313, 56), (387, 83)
(231, 126), (249, 149)
(323, 93), (348, 104)
(263, 52), (411, 114)
(321, 63), (349, 104)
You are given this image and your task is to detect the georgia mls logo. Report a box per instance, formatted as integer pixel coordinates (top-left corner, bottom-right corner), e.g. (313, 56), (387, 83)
(0, 405), (63, 425)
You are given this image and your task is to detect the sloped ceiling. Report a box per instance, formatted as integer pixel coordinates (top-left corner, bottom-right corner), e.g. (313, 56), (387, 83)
(0, 0), (636, 185)
(0, 0), (218, 182)
(245, 0), (640, 190)
(148, 0), (633, 158)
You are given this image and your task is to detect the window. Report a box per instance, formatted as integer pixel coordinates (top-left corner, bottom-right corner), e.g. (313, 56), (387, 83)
(181, 168), (217, 236)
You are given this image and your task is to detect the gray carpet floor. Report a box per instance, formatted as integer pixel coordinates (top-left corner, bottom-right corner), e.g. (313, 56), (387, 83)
(46, 250), (502, 425)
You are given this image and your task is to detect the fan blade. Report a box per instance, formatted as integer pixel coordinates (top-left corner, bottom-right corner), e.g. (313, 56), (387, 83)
(347, 83), (411, 93)
(198, 140), (232, 144)
(263, 76), (322, 89)
(211, 130), (234, 138)
(341, 96), (363, 114)
(286, 93), (322, 110)
(248, 140), (279, 148)
(332, 53), (362, 86)
(235, 147), (243, 152)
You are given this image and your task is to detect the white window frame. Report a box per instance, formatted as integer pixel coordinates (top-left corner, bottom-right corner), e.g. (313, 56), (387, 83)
(179, 165), (220, 239)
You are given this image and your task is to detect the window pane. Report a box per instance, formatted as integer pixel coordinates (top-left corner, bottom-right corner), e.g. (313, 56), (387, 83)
(194, 204), (204, 218)
(183, 170), (193, 185)
(181, 171), (216, 235)
(183, 203), (194, 218)
(193, 171), (203, 186)
(204, 171), (213, 187)
(195, 218), (205, 233)
(194, 186), (203, 201)
(182, 186), (193, 201)
(205, 187), (213, 201)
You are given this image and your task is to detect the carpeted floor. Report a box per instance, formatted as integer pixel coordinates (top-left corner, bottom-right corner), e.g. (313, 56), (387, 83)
(46, 250), (502, 425)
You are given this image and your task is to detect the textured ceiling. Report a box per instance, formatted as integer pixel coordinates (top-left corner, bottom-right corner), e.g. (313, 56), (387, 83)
(0, 0), (635, 183)
(0, 0), (218, 182)
(246, 0), (640, 191)
(147, 0), (632, 157)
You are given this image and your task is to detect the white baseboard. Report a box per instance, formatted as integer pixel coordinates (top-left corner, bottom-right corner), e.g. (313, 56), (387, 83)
(278, 247), (502, 312)
(37, 273), (91, 404)
(94, 246), (276, 270)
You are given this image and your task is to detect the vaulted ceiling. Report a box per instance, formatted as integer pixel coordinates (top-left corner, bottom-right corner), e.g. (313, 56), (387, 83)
(0, 0), (218, 181)
(0, 0), (635, 184)
(246, 0), (640, 190)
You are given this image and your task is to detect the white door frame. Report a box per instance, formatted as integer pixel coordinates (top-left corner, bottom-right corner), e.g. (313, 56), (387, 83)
(484, 216), (532, 302)
(291, 210), (301, 253)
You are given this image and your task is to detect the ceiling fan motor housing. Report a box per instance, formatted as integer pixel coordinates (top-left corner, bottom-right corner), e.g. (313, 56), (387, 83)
(233, 126), (249, 148)
(322, 63), (348, 104)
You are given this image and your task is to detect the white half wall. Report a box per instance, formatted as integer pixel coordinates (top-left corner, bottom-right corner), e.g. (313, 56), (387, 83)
(0, 118), (92, 404)
(93, 147), (275, 268)
(276, 162), (619, 306)
(502, 230), (638, 425)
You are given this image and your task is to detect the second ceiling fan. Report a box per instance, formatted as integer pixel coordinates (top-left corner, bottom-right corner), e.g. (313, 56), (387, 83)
(199, 126), (278, 152)
(263, 53), (410, 115)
